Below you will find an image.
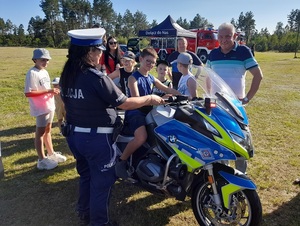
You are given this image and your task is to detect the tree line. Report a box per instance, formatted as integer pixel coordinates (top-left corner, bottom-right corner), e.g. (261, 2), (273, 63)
(0, 0), (299, 54)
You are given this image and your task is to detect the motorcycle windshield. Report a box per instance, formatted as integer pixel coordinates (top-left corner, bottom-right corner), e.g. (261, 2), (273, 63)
(191, 66), (236, 100)
(191, 65), (248, 124)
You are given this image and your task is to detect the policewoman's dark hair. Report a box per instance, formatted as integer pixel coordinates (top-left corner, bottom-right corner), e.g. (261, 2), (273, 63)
(60, 44), (98, 88)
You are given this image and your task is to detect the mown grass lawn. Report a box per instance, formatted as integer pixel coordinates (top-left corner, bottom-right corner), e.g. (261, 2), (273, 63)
(0, 47), (299, 226)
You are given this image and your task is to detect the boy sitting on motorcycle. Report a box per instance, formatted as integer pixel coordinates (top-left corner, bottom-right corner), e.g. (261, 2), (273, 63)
(115, 47), (180, 179)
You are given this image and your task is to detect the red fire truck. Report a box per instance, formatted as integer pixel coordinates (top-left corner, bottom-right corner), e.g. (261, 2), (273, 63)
(149, 29), (219, 63)
(189, 29), (219, 63)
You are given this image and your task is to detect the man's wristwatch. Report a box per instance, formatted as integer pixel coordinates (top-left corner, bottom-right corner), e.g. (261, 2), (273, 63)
(243, 96), (249, 103)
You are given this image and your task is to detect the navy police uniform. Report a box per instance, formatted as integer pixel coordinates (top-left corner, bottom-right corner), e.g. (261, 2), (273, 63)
(62, 28), (127, 226)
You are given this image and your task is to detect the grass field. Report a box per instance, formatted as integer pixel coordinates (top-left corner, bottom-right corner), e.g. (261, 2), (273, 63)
(0, 47), (299, 226)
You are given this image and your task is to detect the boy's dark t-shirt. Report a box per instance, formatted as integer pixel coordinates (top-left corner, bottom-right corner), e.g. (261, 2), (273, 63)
(119, 68), (133, 96)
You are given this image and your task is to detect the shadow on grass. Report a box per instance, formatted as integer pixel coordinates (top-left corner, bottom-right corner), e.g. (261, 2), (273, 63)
(262, 192), (300, 226)
(1, 123), (71, 158)
(1, 124), (36, 137)
(110, 181), (194, 226)
(0, 159), (79, 226)
(0, 125), (195, 225)
(0, 165), (195, 226)
(1, 124), (299, 225)
(1, 125), (36, 156)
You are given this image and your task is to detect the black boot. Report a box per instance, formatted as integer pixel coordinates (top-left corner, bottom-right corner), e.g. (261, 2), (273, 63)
(77, 212), (90, 226)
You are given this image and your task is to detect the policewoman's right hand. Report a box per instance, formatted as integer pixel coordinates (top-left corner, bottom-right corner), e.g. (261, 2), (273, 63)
(149, 94), (165, 105)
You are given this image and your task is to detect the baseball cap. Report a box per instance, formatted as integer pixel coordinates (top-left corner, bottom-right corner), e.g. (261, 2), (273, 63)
(156, 60), (169, 67)
(175, 52), (193, 65)
(32, 48), (52, 60)
(123, 51), (136, 61)
(67, 28), (106, 51)
(52, 77), (60, 85)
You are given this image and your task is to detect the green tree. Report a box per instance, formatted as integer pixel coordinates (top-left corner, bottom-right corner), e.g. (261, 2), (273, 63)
(60, 0), (92, 29)
(16, 24), (26, 46)
(93, 0), (116, 35)
(288, 9), (300, 57)
(230, 18), (237, 28)
(274, 22), (285, 38)
(236, 11), (256, 43)
(0, 18), (5, 35)
(40, 0), (61, 47)
(5, 19), (14, 34)
(150, 19), (158, 28)
(60, 0), (77, 30)
(133, 11), (149, 36)
(189, 14), (210, 29)
(176, 17), (190, 29)
(122, 9), (134, 38)
(115, 13), (123, 37)
(269, 34), (279, 50)
(27, 16), (47, 46)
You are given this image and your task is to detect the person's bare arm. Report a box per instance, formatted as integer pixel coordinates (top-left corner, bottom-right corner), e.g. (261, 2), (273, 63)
(246, 66), (263, 101)
(25, 88), (60, 97)
(119, 76), (166, 109)
(107, 69), (120, 80)
(167, 68), (173, 80)
(187, 77), (198, 99)
(154, 78), (181, 95)
(127, 75), (140, 97)
(118, 95), (164, 110)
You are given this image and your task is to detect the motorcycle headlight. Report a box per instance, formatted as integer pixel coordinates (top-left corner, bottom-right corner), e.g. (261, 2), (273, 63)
(230, 130), (254, 157)
(203, 119), (220, 136)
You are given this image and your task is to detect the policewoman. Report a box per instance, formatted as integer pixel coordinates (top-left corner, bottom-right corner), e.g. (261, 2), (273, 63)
(60, 28), (164, 226)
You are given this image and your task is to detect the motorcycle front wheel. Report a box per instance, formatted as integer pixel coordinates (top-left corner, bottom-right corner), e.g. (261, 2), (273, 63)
(191, 181), (262, 226)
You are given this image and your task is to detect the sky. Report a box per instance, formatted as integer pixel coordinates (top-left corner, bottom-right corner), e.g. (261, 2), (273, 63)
(0, 0), (299, 34)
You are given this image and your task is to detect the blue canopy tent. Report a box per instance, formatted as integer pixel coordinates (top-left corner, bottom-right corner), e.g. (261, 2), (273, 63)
(138, 15), (196, 59)
(138, 15), (196, 38)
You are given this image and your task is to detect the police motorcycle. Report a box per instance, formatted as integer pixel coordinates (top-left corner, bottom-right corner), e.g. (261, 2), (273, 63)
(113, 66), (262, 226)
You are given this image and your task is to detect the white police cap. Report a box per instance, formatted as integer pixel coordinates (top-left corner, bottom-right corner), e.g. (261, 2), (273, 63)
(67, 28), (106, 50)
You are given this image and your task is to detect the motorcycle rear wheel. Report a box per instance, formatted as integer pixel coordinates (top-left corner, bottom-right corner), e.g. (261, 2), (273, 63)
(191, 181), (262, 226)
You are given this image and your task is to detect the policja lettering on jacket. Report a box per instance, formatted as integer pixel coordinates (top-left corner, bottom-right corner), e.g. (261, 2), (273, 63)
(62, 88), (84, 99)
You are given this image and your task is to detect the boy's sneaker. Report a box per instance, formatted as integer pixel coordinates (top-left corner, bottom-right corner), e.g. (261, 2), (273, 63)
(37, 158), (58, 170)
(47, 151), (67, 163)
(293, 178), (300, 185)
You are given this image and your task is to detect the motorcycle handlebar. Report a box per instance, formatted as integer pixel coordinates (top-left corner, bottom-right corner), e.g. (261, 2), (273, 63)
(164, 95), (204, 105)
(165, 95), (189, 103)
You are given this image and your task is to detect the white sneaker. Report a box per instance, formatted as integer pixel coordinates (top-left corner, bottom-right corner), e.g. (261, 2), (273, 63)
(37, 158), (58, 170)
(47, 152), (67, 163)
